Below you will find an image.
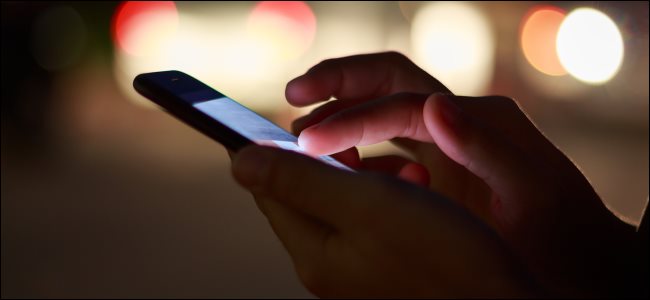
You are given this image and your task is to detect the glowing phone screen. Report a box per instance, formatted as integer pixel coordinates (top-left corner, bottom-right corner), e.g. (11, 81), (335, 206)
(192, 96), (352, 171)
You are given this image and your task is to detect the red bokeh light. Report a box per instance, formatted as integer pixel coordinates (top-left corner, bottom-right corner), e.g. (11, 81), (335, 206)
(111, 1), (178, 56)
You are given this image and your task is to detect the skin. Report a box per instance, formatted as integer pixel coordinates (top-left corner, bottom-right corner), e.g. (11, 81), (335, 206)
(230, 52), (647, 298)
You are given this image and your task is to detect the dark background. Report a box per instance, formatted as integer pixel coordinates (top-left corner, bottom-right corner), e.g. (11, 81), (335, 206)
(2, 1), (648, 298)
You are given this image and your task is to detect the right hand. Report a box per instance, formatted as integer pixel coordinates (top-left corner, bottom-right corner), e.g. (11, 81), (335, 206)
(284, 52), (644, 297)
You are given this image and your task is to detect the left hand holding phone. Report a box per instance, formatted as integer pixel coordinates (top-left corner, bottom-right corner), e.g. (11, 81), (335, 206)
(230, 145), (537, 298)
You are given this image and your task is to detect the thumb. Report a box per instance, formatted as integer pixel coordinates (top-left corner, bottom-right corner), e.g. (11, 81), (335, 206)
(231, 145), (401, 230)
(423, 94), (539, 202)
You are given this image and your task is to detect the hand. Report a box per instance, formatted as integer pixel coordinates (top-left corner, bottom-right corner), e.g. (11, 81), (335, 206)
(231, 145), (538, 298)
(232, 52), (645, 297)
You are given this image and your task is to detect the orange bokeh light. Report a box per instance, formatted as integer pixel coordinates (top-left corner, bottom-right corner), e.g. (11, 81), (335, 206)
(520, 6), (567, 76)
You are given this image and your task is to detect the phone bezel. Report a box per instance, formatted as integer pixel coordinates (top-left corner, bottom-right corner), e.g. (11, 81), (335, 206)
(133, 70), (253, 152)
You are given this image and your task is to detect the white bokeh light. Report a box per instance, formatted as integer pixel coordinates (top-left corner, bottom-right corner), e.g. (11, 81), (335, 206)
(410, 2), (494, 95)
(114, 7), (289, 111)
(556, 8), (624, 84)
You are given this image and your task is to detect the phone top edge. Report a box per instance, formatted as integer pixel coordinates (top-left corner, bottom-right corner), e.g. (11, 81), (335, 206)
(132, 71), (253, 152)
(134, 71), (226, 105)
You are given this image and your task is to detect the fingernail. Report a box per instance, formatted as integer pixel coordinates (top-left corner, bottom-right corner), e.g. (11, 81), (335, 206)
(434, 94), (465, 133)
(297, 123), (320, 150)
(232, 146), (271, 188)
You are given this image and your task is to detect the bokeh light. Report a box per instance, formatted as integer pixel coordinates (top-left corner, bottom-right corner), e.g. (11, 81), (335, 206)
(556, 8), (624, 84)
(112, 1), (178, 56)
(247, 1), (316, 61)
(113, 3), (293, 111)
(305, 2), (384, 59)
(410, 2), (494, 95)
(31, 6), (87, 71)
(3, 3), (650, 298)
(398, 1), (420, 22)
(520, 6), (567, 76)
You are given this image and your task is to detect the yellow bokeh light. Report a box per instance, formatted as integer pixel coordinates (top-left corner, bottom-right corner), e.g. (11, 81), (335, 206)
(556, 8), (624, 84)
(246, 1), (316, 61)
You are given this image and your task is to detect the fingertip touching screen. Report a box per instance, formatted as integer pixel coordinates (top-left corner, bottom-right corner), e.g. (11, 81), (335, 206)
(188, 93), (353, 171)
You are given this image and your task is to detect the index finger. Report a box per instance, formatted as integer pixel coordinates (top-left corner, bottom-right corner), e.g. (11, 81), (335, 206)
(286, 51), (451, 107)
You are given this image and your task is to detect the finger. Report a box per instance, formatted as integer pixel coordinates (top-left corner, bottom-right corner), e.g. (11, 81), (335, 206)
(295, 95), (547, 157)
(450, 96), (574, 175)
(291, 102), (362, 170)
(422, 94), (539, 202)
(298, 93), (434, 156)
(398, 162), (430, 188)
(291, 100), (355, 134)
(329, 147), (362, 169)
(231, 145), (402, 231)
(361, 155), (430, 187)
(286, 52), (450, 107)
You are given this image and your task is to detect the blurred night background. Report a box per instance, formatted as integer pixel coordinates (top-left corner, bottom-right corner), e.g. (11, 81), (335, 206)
(1, 1), (648, 298)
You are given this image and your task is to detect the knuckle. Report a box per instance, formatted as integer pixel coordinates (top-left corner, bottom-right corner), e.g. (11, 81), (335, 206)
(384, 51), (420, 71)
(316, 57), (338, 70)
(384, 50), (409, 63)
(306, 58), (334, 73)
(490, 95), (520, 109)
(487, 96), (529, 120)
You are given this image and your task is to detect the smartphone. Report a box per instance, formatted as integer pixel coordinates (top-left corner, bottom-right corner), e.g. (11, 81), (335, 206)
(133, 70), (353, 171)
